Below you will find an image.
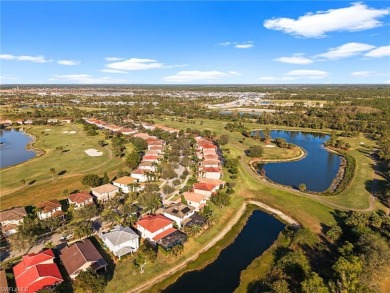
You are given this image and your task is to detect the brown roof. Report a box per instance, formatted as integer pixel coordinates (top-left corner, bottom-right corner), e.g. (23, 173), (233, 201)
(198, 178), (225, 186)
(0, 207), (27, 223)
(91, 184), (118, 194)
(131, 169), (145, 175)
(164, 203), (195, 218)
(149, 145), (163, 150)
(113, 176), (136, 185)
(202, 160), (220, 165)
(0, 270), (7, 289)
(35, 200), (62, 213)
(68, 192), (93, 204)
(183, 192), (206, 203)
(60, 239), (107, 276)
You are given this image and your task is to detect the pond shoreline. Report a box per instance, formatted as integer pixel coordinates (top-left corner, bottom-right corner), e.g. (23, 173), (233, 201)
(0, 127), (44, 170)
(248, 130), (344, 194)
(128, 201), (298, 293)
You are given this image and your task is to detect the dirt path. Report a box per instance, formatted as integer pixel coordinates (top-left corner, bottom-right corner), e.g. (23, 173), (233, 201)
(127, 201), (296, 293)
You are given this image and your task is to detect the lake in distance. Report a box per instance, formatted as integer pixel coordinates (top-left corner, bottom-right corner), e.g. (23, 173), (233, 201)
(163, 210), (285, 293)
(256, 130), (341, 192)
(0, 129), (36, 168)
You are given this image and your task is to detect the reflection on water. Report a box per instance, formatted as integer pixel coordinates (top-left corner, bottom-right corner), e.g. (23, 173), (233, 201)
(0, 129), (36, 168)
(256, 130), (341, 192)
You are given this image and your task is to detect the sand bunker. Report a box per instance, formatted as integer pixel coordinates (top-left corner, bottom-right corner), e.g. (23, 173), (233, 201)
(63, 131), (69, 133)
(265, 144), (276, 148)
(85, 149), (103, 156)
(45, 129), (51, 132)
(69, 131), (76, 134)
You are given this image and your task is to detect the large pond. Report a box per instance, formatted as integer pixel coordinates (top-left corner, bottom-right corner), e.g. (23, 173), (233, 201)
(256, 130), (341, 192)
(163, 210), (285, 293)
(0, 129), (36, 168)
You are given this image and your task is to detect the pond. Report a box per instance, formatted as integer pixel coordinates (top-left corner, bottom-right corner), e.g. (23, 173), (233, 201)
(256, 130), (341, 192)
(0, 129), (36, 168)
(163, 210), (285, 293)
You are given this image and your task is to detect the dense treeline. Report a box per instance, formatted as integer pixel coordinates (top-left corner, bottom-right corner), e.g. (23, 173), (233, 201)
(249, 211), (390, 293)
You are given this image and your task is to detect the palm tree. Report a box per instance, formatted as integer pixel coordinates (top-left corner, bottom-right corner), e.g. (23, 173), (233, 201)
(20, 178), (26, 185)
(44, 241), (55, 249)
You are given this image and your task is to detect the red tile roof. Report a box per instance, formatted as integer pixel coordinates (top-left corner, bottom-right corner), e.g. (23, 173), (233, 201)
(202, 167), (222, 173)
(68, 192), (93, 204)
(136, 215), (172, 233)
(193, 183), (217, 191)
(149, 145), (163, 150)
(142, 155), (158, 161)
(35, 200), (62, 213)
(201, 144), (216, 149)
(183, 192), (206, 203)
(132, 169), (145, 175)
(153, 227), (177, 241)
(13, 249), (63, 293)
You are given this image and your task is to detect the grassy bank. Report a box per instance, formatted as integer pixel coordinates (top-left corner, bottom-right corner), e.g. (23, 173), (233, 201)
(146, 204), (260, 292)
(234, 231), (290, 293)
(0, 124), (132, 209)
(154, 117), (382, 212)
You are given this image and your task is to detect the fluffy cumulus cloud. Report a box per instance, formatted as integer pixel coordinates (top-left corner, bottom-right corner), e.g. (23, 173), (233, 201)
(274, 54), (313, 64)
(57, 60), (80, 66)
(104, 58), (185, 73)
(316, 43), (376, 60)
(163, 71), (240, 82)
(219, 41), (254, 49)
(264, 3), (389, 38)
(105, 58), (165, 71)
(49, 74), (127, 84)
(0, 54), (51, 63)
(364, 45), (390, 58)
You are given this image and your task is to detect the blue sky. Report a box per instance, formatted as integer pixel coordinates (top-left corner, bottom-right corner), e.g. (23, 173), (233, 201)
(1, 1), (389, 84)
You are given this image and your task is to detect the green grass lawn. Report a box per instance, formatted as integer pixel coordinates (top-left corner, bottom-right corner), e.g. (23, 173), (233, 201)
(0, 124), (133, 209)
(105, 196), (245, 293)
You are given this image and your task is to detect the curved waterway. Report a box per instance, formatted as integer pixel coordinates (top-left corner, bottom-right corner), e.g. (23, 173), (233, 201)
(0, 129), (36, 168)
(256, 130), (341, 192)
(163, 210), (284, 293)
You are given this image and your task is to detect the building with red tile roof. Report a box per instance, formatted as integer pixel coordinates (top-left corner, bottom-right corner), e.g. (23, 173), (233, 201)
(13, 249), (63, 293)
(35, 200), (64, 220)
(135, 215), (174, 241)
(68, 192), (94, 209)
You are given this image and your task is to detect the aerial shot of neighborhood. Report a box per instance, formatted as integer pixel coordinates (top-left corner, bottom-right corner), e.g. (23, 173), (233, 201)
(0, 1), (389, 293)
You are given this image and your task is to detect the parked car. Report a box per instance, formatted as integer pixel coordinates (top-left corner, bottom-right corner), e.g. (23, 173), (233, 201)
(60, 234), (74, 241)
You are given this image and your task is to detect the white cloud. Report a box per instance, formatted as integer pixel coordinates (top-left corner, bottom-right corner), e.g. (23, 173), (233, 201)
(316, 42), (375, 60)
(364, 45), (390, 58)
(351, 71), (377, 77)
(101, 69), (128, 74)
(106, 58), (165, 71)
(264, 3), (389, 38)
(234, 42), (254, 49)
(218, 42), (232, 46)
(164, 71), (240, 82)
(274, 54), (313, 64)
(49, 74), (127, 84)
(57, 60), (80, 66)
(0, 54), (51, 63)
(219, 41), (254, 49)
(105, 57), (125, 61)
(286, 69), (329, 79)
